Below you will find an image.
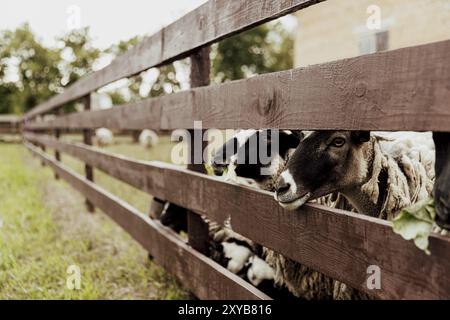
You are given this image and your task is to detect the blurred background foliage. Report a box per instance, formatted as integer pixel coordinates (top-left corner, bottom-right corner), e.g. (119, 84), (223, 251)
(0, 21), (293, 115)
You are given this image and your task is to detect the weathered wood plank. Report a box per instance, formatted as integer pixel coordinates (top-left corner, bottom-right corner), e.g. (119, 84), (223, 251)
(0, 128), (19, 134)
(25, 40), (450, 132)
(24, 0), (323, 120)
(0, 115), (20, 133)
(24, 133), (450, 299)
(82, 95), (95, 212)
(0, 114), (21, 123)
(54, 109), (62, 180)
(25, 142), (270, 300)
(187, 46), (212, 256)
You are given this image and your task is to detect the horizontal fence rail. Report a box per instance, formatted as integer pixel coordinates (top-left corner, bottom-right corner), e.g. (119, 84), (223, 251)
(0, 115), (21, 134)
(25, 142), (270, 300)
(21, 0), (450, 301)
(24, 133), (450, 299)
(24, 0), (324, 120)
(0, 127), (19, 134)
(25, 39), (450, 132)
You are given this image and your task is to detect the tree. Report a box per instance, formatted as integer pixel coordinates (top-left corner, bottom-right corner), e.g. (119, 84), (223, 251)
(0, 24), (62, 113)
(0, 26), (102, 114)
(57, 27), (100, 87)
(212, 22), (293, 82)
(0, 21), (293, 115)
(148, 64), (181, 98)
(57, 27), (100, 112)
(105, 36), (182, 103)
(0, 83), (19, 114)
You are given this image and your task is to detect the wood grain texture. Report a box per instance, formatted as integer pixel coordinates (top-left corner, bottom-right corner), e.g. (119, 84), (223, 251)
(25, 142), (269, 300)
(25, 40), (450, 132)
(24, 133), (450, 299)
(187, 47), (211, 256)
(0, 127), (19, 134)
(0, 115), (20, 133)
(82, 95), (95, 212)
(54, 128), (61, 180)
(24, 0), (323, 120)
(54, 108), (63, 169)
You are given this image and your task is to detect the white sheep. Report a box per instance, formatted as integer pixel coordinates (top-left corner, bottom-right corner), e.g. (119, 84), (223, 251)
(208, 218), (259, 275)
(360, 133), (435, 220)
(221, 242), (253, 274)
(139, 129), (159, 148)
(246, 255), (275, 287)
(95, 128), (114, 147)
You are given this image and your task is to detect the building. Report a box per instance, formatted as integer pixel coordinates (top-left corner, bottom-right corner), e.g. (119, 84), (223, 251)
(294, 0), (450, 67)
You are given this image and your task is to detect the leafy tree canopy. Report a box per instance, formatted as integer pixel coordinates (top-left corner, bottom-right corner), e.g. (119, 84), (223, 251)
(0, 24), (61, 113)
(212, 22), (293, 82)
(0, 20), (293, 114)
(57, 27), (100, 86)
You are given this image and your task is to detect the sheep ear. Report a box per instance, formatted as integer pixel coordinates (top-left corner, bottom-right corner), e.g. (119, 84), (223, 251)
(289, 130), (304, 140)
(351, 131), (371, 144)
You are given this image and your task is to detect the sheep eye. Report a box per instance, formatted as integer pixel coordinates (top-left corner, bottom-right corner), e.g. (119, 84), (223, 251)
(331, 137), (346, 147)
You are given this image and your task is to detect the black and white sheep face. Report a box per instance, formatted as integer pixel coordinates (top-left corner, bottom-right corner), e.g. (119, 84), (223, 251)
(211, 130), (301, 185)
(275, 131), (371, 210)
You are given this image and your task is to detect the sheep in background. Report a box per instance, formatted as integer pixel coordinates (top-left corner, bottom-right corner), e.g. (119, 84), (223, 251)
(139, 129), (159, 148)
(42, 114), (56, 122)
(95, 128), (114, 147)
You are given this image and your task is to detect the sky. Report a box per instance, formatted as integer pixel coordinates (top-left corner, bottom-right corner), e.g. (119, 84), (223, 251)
(2, 0), (208, 49)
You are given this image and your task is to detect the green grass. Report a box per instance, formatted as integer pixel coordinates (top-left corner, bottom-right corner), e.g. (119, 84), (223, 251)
(56, 135), (184, 213)
(0, 143), (188, 299)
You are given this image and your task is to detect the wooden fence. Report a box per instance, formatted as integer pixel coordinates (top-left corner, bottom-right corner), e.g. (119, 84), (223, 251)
(22, 0), (450, 299)
(0, 115), (20, 134)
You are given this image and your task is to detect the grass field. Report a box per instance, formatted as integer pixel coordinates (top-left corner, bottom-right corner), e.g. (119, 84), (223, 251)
(57, 135), (184, 213)
(0, 141), (188, 299)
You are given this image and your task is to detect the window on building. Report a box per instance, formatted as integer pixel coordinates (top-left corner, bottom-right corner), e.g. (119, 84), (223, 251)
(375, 31), (389, 52)
(359, 31), (390, 54)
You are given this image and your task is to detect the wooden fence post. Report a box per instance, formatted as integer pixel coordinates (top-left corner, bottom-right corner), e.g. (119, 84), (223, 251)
(132, 130), (140, 143)
(83, 94), (95, 213)
(54, 108), (62, 180)
(147, 197), (165, 260)
(40, 130), (46, 166)
(187, 46), (211, 255)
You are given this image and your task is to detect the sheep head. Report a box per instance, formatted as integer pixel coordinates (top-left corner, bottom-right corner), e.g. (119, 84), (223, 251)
(275, 131), (372, 211)
(210, 129), (301, 190)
